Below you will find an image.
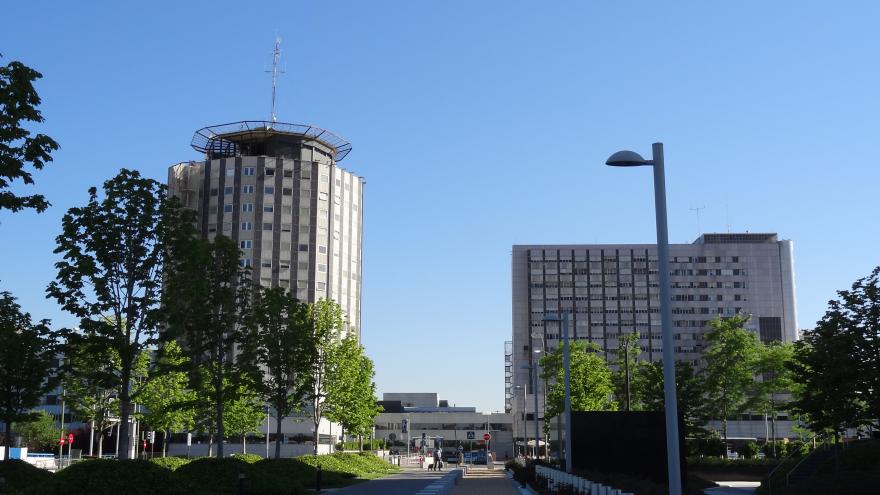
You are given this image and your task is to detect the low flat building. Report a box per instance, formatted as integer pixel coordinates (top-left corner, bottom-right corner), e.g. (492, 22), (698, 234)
(375, 393), (514, 459)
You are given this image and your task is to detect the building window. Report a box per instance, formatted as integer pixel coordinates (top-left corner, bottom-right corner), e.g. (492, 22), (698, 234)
(243, 185), (255, 194)
(263, 222), (273, 230)
(226, 168), (235, 177)
(264, 205), (274, 213)
(209, 205), (218, 214)
(282, 187), (292, 196)
(261, 261), (272, 268)
(317, 282), (326, 291)
(298, 244), (309, 252)
(210, 188), (218, 196)
(318, 264), (327, 272)
(266, 168), (275, 176)
(264, 186), (275, 195)
(281, 223), (292, 232)
(242, 204), (254, 212)
(224, 186), (233, 195)
(283, 169), (293, 178)
(239, 258), (252, 267)
(240, 240), (252, 249)
(224, 204), (233, 213)
(318, 246), (327, 254)
(243, 167), (255, 176)
(241, 222), (253, 231)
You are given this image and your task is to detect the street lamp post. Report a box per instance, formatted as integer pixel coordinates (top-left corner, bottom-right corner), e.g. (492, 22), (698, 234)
(606, 142), (682, 495)
(543, 313), (572, 473)
(514, 385), (528, 456)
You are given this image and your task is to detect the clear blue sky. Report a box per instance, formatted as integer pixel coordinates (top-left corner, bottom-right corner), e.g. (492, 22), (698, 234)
(2, 1), (878, 412)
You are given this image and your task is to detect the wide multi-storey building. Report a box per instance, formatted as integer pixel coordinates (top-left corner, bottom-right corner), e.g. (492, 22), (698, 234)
(168, 120), (364, 337)
(510, 233), (798, 441)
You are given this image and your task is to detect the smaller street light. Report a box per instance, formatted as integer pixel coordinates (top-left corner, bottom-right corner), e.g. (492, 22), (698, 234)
(543, 313), (572, 472)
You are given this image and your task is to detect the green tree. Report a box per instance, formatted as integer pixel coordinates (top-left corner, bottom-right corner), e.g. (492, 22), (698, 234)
(304, 299), (345, 454)
(223, 379), (264, 454)
(539, 340), (616, 435)
(136, 341), (194, 457)
(12, 410), (58, 452)
(241, 287), (316, 458)
(702, 314), (760, 443)
(632, 360), (708, 437)
(0, 291), (58, 461)
(612, 332), (641, 411)
(163, 234), (251, 458)
(325, 335), (382, 448)
(749, 341), (794, 455)
(62, 333), (119, 457)
(46, 169), (193, 459)
(0, 56), (59, 214)
(788, 267), (879, 436)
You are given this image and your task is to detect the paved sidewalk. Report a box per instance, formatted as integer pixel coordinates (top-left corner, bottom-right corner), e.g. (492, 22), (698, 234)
(330, 465), (451, 495)
(451, 468), (520, 495)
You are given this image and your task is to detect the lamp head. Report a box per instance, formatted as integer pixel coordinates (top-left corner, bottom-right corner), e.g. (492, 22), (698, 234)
(606, 150), (650, 167)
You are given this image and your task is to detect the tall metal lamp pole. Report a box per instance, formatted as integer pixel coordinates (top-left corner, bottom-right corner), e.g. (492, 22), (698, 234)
(606, 143), (682, 495)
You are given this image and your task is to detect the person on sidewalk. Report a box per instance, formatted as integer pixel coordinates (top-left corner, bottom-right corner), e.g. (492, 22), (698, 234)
(434, 447), (443, 471)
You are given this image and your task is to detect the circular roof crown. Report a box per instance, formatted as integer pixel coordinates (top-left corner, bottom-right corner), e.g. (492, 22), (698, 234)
(191, 120), (352, 161)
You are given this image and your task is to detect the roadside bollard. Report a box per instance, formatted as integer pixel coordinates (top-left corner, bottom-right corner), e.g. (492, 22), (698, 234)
(316, 465), (322, 492)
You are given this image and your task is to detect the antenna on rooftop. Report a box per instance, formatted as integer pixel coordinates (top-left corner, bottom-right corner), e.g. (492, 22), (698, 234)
(266, 36), (285, 123)
(689, 205), (706, 236)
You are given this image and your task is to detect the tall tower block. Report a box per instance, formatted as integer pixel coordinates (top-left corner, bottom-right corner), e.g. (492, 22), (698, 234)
(169, 121), (364, 337)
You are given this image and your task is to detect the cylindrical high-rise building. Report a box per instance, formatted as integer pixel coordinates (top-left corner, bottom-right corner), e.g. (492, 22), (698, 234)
(169, 120), (364, 337)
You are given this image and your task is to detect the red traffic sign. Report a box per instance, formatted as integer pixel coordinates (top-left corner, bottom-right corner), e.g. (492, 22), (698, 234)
(67, 433), (74, 444)
(58, 438), (66, 445)
(483, 433), (491, 441)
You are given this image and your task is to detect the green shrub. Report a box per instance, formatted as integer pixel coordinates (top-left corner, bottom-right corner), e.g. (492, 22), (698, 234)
(173, 457), (301, 495)
(0, 459), (52, 494)
(230, 453), (264, 464)
(741, 441), (760, 459)
(150, 456), (190, 471)
(26, 460), (175, 495)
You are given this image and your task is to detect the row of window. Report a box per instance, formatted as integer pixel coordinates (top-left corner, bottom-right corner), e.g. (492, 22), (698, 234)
(528, 255), (741, 264)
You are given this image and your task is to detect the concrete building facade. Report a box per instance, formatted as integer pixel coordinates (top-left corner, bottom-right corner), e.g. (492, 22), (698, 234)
(375, 393), (514, 458)
(168, 121), (364, 336)
(510, 233), (798, 441)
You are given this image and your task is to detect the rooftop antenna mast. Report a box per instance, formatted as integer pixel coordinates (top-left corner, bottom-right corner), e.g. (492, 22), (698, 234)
(689, 205), (706, 236)
(267, 36), (284, 123)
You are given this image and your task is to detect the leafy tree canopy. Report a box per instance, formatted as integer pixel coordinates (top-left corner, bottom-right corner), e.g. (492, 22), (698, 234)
(0, 56), (59, 214)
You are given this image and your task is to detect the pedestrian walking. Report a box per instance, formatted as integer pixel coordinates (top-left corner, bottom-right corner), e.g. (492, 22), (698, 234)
(434, 447), (443, 471)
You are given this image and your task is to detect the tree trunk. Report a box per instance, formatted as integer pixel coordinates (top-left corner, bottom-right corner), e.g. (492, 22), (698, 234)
(275, 412), (283, 459)
(215, 363), (225, 459)
(3, 420), (11, 462)
(163, 430), (168, 457)
(119, 373), (132, 460)
(208, 433), (214, 457)
(242, 434), (247, 454)
(97, 432), (104, 458)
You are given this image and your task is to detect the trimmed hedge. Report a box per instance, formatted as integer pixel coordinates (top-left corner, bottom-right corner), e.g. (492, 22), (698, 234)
(0, 460), (52, 494)
(150, 456), (190, 471)
(25, 460), (175, 495)
(12, 452), (397, 494)
(173, 457), (299, 495)
(230, 453), (264, 464)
